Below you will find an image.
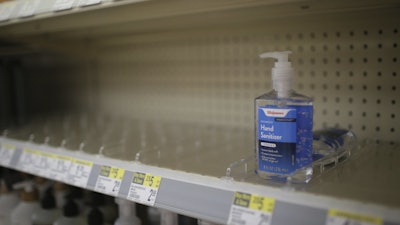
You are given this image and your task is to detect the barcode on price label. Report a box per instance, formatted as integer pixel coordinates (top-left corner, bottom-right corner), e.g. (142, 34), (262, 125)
(94, 165), (125, 196)
(127, 172), (162, 206)
(0, 143), (16, 166)
(326, 209), (383, 225)
(228, 192), (275, 225)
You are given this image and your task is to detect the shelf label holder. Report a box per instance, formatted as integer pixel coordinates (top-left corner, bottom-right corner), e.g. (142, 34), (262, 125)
(227, 191), (275, 225)
(127, 172), (162, 206)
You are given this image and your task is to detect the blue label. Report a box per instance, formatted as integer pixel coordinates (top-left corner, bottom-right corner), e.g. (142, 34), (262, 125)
(258, 105), (313, 174)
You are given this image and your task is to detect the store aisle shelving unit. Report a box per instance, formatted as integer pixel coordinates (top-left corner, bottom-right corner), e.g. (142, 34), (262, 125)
(1, 0), (400, 225)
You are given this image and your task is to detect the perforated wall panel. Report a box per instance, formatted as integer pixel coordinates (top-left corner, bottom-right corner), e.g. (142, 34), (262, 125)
(94, 10), (399, 142)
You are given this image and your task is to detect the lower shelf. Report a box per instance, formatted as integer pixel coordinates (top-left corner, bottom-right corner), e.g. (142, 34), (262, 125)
(1, 135), (399, 225)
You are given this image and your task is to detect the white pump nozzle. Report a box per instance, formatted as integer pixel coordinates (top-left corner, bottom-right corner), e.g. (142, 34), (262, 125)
(260, 51), (291, 62)
(259, 51), (294, 98)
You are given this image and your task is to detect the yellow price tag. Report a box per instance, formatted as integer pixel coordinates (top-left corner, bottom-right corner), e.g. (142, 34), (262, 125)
(233, 192), (251, 208)
(233, 192), (275, 213)
(249, 194), (275, 213)
(328, 209), (383, 225)
(143, 174), (162, 188)
(2, 143), (16, 150)
(229, 192), (275, 225)
(56, 154), (73, 161)
(23, 148), (41, 155)
(39, 151), (55, 158)
(73, 158), (93, 167)
(110, 167), (125, 180)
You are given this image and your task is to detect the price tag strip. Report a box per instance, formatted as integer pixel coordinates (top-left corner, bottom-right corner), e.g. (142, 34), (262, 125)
(95, 165), (125, 196)
(0, 143), (16, 166)
(227, 192), (275, 225)
(17, 148), (93, 188)
(326, 209), (383, 225)
(127, 172), (162, 206)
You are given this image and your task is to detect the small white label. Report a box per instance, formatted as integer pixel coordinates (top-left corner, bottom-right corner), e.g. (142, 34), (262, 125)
(227, 192), (275, 225)
(127, 172), (162, 206)
(18, 149), (49, 176)
(47, 154), (73, 181)
(0, 2), (16, 22)
(95, 166), (125, 196)
(64, 158), (93, 188)
(18, 0), (40, 18)
(0, 143), (15, 166)
(326, 209), (383, 225)
(54, 0), (76, 11)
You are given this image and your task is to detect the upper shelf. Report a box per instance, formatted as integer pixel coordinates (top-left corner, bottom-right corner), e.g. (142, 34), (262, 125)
(1, 0), (399, 38)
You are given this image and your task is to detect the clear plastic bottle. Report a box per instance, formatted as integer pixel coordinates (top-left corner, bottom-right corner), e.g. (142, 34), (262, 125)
(255, 51), (313, 183)
(114, 198), (141, 225)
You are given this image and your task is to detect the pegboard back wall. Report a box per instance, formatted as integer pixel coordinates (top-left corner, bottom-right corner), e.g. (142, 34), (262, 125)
(95, 10), (399, 142)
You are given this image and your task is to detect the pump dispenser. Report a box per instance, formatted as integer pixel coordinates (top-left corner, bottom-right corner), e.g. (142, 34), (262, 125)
(259, 51), (293, 99)
(10, 181), (41, 225)
(255, 51), (313, 183)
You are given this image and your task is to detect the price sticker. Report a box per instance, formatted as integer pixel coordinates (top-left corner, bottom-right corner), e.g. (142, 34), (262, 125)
(65, 158), (93, 188)
(127, 172), (162, 206)
(95, 165), (125, 196)
(326, 209), (383, 225)
(0, 143), (16, 166)
(18, 0), (40, 18)
(47, 154), (73, 181)
(53, 0), (76, 11)
(227, 192), (275, 225)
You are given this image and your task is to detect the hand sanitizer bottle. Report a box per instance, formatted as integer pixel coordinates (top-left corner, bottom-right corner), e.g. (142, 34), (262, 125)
(255, 51), (313, 183)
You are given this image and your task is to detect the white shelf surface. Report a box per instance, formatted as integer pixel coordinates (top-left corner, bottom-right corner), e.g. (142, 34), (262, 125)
(1, 134), (400, 225)
(1, 0), (399, 37)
